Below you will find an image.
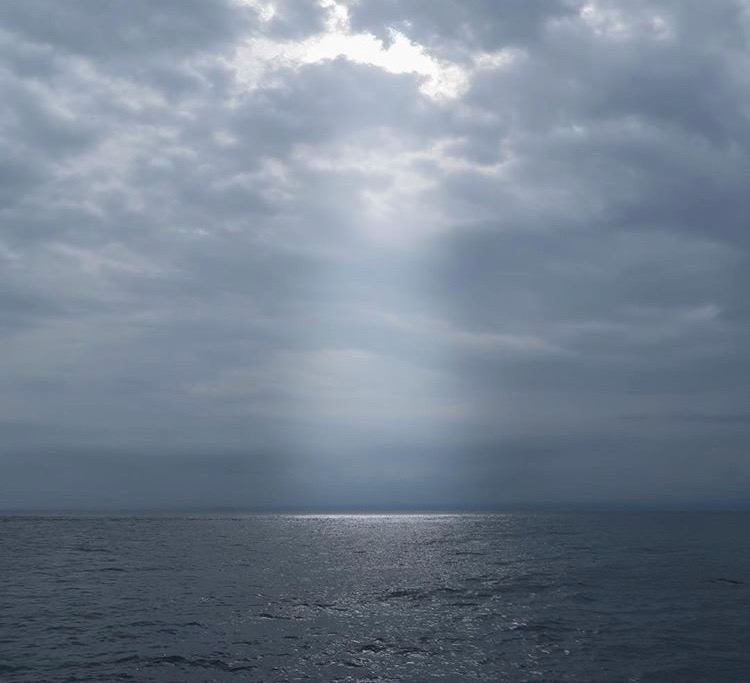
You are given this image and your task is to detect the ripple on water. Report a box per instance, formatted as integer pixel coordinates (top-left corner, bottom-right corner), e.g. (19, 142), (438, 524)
(1, 513), (749, 682)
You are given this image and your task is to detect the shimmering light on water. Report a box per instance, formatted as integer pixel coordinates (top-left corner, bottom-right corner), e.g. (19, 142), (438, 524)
(2, 513), (749, 681)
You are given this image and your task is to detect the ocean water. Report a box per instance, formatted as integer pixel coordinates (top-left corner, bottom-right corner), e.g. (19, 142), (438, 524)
(1, 513), (748, 682)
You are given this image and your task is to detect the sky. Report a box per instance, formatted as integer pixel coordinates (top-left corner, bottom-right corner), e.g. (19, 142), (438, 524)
(1, 0), (749, 511)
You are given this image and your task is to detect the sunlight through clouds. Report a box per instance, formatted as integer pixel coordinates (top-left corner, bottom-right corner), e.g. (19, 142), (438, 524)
(2, 0), (750, 510)
(235, 0), (469, 98)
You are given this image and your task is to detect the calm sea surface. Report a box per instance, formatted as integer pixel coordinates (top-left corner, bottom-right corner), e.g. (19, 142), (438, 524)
(1, 513), (749, 682)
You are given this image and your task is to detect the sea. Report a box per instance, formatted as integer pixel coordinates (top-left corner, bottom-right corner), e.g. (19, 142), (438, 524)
(1, 512), (749, 682)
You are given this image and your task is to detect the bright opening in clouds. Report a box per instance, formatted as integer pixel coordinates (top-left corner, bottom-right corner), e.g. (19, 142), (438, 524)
(1, 0), (749, 511)
(237, 0), (473, 99)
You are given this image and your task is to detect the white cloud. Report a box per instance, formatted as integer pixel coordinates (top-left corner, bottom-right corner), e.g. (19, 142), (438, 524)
(235, 1), (470, 98)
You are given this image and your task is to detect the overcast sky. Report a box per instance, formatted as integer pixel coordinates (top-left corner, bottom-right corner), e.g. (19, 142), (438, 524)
(1, 0), (749, 510)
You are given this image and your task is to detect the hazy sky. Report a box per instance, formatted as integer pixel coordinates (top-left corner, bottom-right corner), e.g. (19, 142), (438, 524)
(2, 0), (749, 510)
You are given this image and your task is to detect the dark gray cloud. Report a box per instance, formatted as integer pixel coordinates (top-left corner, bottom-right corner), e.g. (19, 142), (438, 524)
(0, 0), (253, 64)
(347, 0), (579, 58)
(1, 0), (749, 510)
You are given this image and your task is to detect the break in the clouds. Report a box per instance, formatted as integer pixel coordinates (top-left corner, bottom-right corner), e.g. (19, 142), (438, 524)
(1, 0), (749, 510)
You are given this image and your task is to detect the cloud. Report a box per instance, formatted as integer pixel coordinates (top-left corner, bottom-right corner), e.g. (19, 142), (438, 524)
(1, 0), (749, 509)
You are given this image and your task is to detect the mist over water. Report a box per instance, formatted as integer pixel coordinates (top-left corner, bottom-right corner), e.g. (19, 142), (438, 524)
(3, 513), (749, 682)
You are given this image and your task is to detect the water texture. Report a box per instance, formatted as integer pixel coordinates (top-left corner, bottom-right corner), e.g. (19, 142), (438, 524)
(1, 513), (748, 682)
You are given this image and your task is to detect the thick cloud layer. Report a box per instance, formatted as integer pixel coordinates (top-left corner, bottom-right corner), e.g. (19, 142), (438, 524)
(1, 0), (748, 510)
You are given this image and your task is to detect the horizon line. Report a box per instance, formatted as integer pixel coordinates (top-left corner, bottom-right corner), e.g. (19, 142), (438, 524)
(3, 502), (750, 516)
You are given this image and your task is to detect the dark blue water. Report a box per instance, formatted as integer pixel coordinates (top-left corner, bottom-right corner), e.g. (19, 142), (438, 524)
(1, 513), (748, 682)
